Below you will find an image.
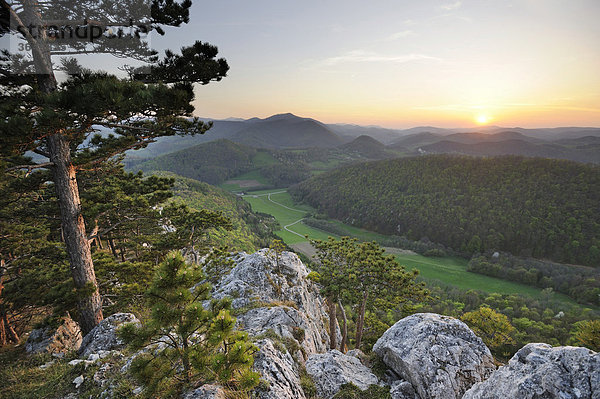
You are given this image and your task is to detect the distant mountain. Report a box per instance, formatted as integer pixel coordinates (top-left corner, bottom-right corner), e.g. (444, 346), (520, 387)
(442, 131), (545, 145)
(123, 113), (600, 162)
(339, 135), (387, 158)
(232, 114), (343, 149)
(327, 124), (407, 144)
(388, 132), (444, 150)
(421, 139), (600, 163)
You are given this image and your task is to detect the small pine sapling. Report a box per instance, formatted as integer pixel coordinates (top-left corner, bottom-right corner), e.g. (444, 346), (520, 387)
(119, 252), (259, 397)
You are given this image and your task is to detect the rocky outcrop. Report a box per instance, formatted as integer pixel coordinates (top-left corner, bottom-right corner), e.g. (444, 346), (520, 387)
(184, 384), (226, 399)
(463, 343), (600, 399)
(25, 314), (82, 355)
(211, 249), (337, 356)
(373, 313), (495, 399)
(306, 350), (379, 399)
(79, 313), (140, 358)
(253, 339), (306, 399)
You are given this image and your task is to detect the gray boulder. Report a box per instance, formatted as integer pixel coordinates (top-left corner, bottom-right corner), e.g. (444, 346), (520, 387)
(184, 384), (226, 399)
(306, 350), (379, 399)
(25, 314), (82, 355)
(79, 313), (140, 358)
(253, 339), (306, 399)
(212, 249), (337, 356)
(373, 313), (495, 399)
(390, 380), (420, 399)
(463, 343), (600, 399)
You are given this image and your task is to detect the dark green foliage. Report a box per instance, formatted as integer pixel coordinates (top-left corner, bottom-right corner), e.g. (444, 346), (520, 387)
(292, 155), (600, 266)
(332, 383), (391, 399)
(132, 140), (258, 184)
(468, 253), (600, 306)
(166, 174), (278, 251)
(119, 253), (259, 397)
(311, 237), (428, 350)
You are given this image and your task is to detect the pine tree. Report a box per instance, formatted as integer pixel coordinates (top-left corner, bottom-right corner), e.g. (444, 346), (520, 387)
(1, 0), (229, 333)
(119, 252), (259, 398)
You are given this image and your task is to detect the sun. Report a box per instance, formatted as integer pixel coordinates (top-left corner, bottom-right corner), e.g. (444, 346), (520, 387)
(475, 114), (492, 125)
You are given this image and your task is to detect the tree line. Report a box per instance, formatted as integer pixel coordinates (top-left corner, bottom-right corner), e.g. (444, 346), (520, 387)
(291, 155), (600, 266)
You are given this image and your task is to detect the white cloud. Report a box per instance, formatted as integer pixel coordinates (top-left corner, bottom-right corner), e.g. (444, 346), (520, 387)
(441, 1), (462, 11)
(387, 30), (415, 40)
(322, 50), (441, 66)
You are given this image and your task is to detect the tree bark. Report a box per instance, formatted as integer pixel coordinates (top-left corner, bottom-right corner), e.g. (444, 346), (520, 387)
(327, 296), (337, 350)
(338, 299), (348, 353)
(355, 291), (368, 350)
(19, 0), (103, 335)
(47, 134), (103, 334)
(0, 271), (19, 345)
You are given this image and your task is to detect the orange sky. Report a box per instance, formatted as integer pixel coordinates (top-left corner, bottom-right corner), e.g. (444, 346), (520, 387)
(153, 0), (600, 128)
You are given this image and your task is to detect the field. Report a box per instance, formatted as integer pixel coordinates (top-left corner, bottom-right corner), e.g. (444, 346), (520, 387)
(240, 189), (583, 306)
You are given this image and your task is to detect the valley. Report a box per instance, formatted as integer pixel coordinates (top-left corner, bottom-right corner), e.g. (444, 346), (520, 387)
(236, 188), (583, 307)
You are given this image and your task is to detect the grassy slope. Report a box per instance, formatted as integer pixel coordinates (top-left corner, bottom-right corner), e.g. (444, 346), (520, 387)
(240, 189), (582, 306)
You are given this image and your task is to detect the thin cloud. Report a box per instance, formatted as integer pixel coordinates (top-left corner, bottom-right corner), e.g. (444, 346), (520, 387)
(322, 50), (441, 66)
(386, 30), (415, 40)
(441, 1), (462, 11)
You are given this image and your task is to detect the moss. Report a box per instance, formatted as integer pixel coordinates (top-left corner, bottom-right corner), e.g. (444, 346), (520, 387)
(367, 352), (390, 381)
(299, 365), (317, 398)
(332, 383), (391, 399)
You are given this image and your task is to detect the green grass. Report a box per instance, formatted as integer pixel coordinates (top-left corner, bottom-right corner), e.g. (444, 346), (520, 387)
(237, 188), (585, 307)
(393, 254), (580, 305)
(243, 190), (336, 244)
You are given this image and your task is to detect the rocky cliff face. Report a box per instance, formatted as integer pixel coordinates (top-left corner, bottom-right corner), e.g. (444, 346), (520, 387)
(48, 249), (599, 399)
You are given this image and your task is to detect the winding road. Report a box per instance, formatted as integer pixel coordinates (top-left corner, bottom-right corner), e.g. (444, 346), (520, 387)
(248, 190), (306, 238)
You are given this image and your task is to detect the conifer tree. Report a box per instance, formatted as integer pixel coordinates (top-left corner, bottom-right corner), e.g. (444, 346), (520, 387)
(311, 237), (428, 350)
(119, 252), (259, 398)
(0, 0), (229, 333)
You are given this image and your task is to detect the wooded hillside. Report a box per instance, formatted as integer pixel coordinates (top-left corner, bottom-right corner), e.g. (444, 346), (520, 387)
(291, 155), (600, 266)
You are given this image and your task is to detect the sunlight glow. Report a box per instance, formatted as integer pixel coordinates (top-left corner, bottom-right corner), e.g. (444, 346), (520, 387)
(475, 114), (492, 125)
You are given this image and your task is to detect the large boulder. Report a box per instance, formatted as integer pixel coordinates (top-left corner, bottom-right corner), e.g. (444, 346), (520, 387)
(306, 350), (379, 399)
(79, 313), (140, 358)
(463, 343), (600, 399)
(25, 314), (82, 355)
(211, 249), (337, 356)
(373, 313), (495, 399)
(253, 339), (306, 399)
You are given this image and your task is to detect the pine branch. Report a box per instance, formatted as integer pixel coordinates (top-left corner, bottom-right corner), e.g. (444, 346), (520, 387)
(5, 162), (54, 174)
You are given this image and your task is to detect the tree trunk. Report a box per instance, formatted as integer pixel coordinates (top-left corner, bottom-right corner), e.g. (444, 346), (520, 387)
(21, 0), (103, 335)
(338, 299), (348, 353)
(0, 271), (19, 345)
(355, 291), (368, 350)
(47, 134), (103, 334)
(327, 297), (337, 350)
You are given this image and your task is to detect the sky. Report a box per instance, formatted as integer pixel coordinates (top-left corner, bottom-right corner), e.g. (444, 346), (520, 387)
(6, 0), (600, 128)
(147, 0), (599, 128)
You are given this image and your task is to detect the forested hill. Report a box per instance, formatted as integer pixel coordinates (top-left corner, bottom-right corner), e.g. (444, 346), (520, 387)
(291, 155), (600, 266)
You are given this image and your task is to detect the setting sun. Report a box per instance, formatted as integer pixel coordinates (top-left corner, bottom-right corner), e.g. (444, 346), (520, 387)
(475, 114), (492, 125)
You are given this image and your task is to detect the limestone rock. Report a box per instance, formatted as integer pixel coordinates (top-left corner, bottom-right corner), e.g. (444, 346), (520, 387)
(252, 339), (306, 399)
(79, 313), (140, 358)
(463, 343), (600, 399)
(390, 380), (420, 399)
(184, 384), (226, 399)
(211, 249), (337, 355)
(306, 350), (379, 399)
(373, 313), (495, 399)
(25, 314), (82, 355)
